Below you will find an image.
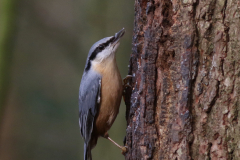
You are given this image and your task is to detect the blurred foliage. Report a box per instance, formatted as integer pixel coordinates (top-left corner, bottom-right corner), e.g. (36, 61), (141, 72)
(0, 0), (134, 160)
(0, 0), (17, 121)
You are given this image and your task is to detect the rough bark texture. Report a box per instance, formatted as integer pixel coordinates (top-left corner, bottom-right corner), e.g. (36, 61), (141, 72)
(124, 0), (240, 159)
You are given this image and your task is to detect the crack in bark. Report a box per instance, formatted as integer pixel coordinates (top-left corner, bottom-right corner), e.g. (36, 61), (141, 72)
(125, 0), (240, 159)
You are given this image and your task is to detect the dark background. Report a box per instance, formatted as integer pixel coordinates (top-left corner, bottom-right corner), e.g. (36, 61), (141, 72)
(0, 0), (134, 160)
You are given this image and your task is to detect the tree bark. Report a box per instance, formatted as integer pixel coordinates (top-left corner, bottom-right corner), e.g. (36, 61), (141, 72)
(124, 0), (240, 159)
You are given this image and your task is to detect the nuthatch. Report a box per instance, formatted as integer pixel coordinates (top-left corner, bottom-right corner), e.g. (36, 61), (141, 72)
(79, 28), (127, 160)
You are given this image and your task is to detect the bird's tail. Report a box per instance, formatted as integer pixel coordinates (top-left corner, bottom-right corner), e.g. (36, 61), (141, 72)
(84, 143), (92, 160)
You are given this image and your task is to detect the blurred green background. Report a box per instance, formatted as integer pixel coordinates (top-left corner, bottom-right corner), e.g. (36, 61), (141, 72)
(0, 0), (134, 160)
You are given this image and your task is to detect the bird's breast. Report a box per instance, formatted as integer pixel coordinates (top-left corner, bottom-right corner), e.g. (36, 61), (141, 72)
(92, 58), (123, 136)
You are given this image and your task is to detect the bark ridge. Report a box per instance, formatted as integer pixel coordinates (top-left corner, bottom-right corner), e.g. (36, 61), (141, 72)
(125, 0), (240, 159)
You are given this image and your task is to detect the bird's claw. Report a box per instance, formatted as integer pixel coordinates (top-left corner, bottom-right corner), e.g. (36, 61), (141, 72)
(122, 75), (132, 102)
(121, 146), (128, 155)
(123, 75), (132, 88)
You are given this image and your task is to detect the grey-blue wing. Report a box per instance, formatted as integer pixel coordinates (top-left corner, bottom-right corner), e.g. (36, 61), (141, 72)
(79, 71), (101, 145)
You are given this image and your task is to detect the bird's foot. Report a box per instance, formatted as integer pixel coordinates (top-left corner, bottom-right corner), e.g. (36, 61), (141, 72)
(121, 146), (128, 155)
(123, 75), (132, 102)
(106, 136), (128, 155)
(123, 75), (132, 89)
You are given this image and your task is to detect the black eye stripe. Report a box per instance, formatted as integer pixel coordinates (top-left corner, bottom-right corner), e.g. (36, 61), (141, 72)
(89, 37), (114, 61)
(99, 45), (104, 50)
(85, 37), (115, 71)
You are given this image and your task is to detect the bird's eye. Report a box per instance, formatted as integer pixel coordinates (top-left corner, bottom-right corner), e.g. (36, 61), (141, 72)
(99, 45), (104, 50)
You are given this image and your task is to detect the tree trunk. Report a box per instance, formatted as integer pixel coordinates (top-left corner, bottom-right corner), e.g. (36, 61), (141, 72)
(124, 0), (240, 159)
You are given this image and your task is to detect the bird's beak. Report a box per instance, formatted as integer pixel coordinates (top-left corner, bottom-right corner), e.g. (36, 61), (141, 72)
(113, 28), (125, 43)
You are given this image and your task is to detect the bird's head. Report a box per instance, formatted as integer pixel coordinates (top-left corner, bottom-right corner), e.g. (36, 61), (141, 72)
(85, 28), (125, 71)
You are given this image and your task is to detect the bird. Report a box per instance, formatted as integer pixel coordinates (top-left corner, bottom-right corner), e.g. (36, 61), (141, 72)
(78, 28), (128, 160)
